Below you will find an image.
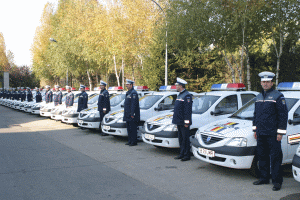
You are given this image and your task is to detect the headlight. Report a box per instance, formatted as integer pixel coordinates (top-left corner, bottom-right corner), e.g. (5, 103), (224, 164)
(225, 138), (247, 147)
(296, 147), (300, 157)
(195, 130), (201, 139)
(89, 113), (95, 118)
(117, 118), (124, 123)
(164, 124), (178, 132)
(69, 110), (74, 114)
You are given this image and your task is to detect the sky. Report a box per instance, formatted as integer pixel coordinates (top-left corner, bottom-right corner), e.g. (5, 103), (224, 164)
(0, 0), (58, 67)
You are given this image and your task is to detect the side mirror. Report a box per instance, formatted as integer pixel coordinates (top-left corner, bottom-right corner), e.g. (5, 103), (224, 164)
(154, 106), (163, 111)
(210, 109), (222, 116)
(288, 118), (300, 125)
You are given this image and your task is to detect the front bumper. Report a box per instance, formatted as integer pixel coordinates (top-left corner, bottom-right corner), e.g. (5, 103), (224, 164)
(40, 111), (52, 117)
(78, 120), (100, 129)
(190, 135), (255, 169)
(51, 114), (63, 121)
(142, 131), (179, 148)
(102, 124), (128, 136)
(32, 110), (40, 115)
(24, 107), (32, 112)
(62, 116), (78, 124)
(292, 155), (300, 182)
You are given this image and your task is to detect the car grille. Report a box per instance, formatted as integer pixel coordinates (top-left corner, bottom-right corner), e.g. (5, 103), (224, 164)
(201, 134), (223, 145)
(80, 113), (87, 118)
(105, 118), (114, 123)
(147, 124), (160, 131)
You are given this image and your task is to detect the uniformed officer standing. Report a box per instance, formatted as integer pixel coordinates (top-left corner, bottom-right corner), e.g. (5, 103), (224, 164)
(35, 88), (42, 103)
(123, 79), (140, 146)
(65, 86), (74, 107)
(77, 85), (88, 112)
(252, 71), (288, 191)
(53, 85), (62, 106)
(173, 77), (193, 162)
(20, 87), (26, 102)
(98, 80), (111, 136)
(45, 85), (53, 104)
(0, 88), (3, 98)
(27, 88), (33, 102)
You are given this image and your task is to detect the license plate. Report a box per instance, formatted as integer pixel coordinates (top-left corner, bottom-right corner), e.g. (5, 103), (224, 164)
(198, 148), (215, 157)
(144, 134), (155, 140)
(103, 125), (110, 130)
(78, 120), (83, 124)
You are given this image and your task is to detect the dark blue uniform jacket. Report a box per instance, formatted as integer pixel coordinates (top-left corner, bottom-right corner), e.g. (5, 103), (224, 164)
(77, 91), (88, 112)
(53, 91), (62, 106)
(45, 90), (53, 103)
(27, 91), (33, 102)
(253, 88), (288, 136)
(172, 89), (193, 126)
(35, 91), (42, 103)
(123, 88), (140, 122)
(21, 91), (26, 102)
(65, 92), (74, 107)
(98, 89), (111, 120)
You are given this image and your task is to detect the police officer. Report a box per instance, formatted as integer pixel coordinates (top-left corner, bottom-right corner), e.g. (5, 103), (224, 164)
(252, 71), (288, 191)
(27, 87), (33, 102)
(53, 85), (62, 106)
(77, 85), (88, 112)
(20, 87), (26, 102)
(35, 87), (42, 103)
(65, 86), (74, 107)
(98, 80), (111, 136)
(123, 79), (140, 146)
(173, 77), (193, 162)
(45, 85), (53, 104)
(0, 88), (3, 98)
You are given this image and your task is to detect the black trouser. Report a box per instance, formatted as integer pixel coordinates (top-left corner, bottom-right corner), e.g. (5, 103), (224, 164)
(178, 125), (190, 159)
(257, 135), (283, 184)
(126, 121), (138, 145)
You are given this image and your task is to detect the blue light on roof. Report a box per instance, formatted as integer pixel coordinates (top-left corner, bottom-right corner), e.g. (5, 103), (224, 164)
(159, 86), (167, 91)
(278, 82), (300, 91)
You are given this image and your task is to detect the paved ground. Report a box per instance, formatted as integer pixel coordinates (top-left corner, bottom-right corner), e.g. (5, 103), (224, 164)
(1, 105), (300, 200)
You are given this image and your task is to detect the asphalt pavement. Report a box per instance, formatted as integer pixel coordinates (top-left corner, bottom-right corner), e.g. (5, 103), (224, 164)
(1, 105), (300, 200)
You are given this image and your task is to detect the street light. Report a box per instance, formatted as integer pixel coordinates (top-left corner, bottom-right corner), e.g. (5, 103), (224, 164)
(49, 38), (68, 86)
(151, 0), (168, 86)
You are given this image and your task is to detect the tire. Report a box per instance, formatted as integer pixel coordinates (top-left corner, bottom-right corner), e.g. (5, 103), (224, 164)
(249, 156), (259, 178)
(73, 123), (78, 127)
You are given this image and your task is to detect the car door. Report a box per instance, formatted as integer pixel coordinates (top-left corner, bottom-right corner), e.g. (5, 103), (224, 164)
(211, 95), (239, 121)
(286, 105), (300, 163)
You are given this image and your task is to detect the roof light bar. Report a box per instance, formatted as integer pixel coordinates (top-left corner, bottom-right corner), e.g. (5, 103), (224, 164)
(278, 82), (300, 91)
(60, 88), (66, 91)
(108, 86), (123, 91)
(85, 87), (90, 91)
(159, 85), (177, 91)
(134, 86), (149, 91)
(71, 87), (76, 91)
(211, 83), (246, 91)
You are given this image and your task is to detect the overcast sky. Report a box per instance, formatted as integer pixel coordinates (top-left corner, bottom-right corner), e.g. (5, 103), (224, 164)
(0, 0), (58, 67)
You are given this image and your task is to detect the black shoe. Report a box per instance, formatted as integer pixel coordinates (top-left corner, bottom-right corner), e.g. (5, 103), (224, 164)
(181, 157), (190, 162)
(253, 180), (269, 185)
(272, 183), (281, 191)
(174, 156), (184, 160)
(125, 142), (130, 145)
(100, 133), (109, 136)
(129, 143), (137, 146)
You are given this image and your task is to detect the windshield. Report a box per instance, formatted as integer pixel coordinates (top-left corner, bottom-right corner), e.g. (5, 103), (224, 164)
(110, 94), (126, 106)
(231, 98), (298, 120)
(192, 95), (220, 114)
(139, 95), (163, 109)
(88, 94), (99, 104)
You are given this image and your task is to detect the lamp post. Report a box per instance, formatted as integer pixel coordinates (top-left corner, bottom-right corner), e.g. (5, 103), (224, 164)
(49, 38), (68, 86)
(151, 0), (168, 86)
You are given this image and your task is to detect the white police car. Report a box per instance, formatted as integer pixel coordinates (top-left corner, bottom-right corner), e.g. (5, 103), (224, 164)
(77, 86), (127, 129)
(190, 82), (300, 177)
(101, 86), (186, 139)
(50, 91), (81, 120)
(39, 91), (69, 117)
(142, 83), (258, 148)
(61, 92), (99, 124)
(77, 86), (151, 129)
